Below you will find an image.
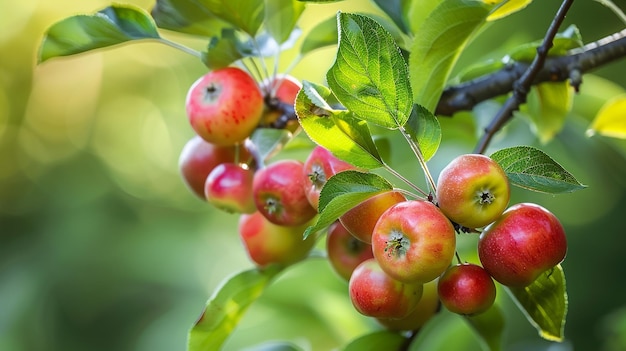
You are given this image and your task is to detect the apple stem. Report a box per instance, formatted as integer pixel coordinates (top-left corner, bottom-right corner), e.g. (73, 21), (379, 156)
(398, 124), (438, 199)
(392, 187), (423, 201)
(251, 37), (271, 85)
(455, 251), (463, 265)
(383, 162), (428, 198)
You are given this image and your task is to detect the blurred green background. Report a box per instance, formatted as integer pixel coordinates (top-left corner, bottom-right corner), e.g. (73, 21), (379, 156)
(2, 0), (626, 350)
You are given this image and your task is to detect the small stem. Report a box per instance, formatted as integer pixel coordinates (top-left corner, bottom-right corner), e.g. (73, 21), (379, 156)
(595, 0), (626, 24)
(251, 37), (271, 85)
(157, 38), (203, 59)
(383, 162), (429, 198)
(398, 125), (438, 196)
(455, 251), (463, 265)
(392, 187), (424, 201)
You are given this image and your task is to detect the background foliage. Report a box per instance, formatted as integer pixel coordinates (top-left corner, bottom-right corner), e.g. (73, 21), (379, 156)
(2, 0), (626, 350)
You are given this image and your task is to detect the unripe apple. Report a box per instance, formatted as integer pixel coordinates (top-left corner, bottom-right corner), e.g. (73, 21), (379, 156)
(253, 159), (317, 226)
(349, 258), (423, 319)
(438, 263), (496, 315)
(377, 280), (440, 331)
(260, 74), (302, 133)
(239, 211), (317, 267)
(186, 67), (264, 146)
(437, 154), (510, 229)
(303, 146), (355, 210)
(372, 200), (456, 284)
(178, 135), (250, 199)
(204, 163), (255, 214)
(326, 220), (374, 281)
(339, 191), (406, 244)
(478, 203), (567, 287)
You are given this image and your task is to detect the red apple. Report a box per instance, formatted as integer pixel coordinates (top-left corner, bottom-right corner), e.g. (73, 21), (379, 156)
(204, 163), (255, 214)
(437, 154), (510, 229)
(303, 146), (355, 210)
(377, 280), (440, 331)
(186, 67), (264, 146)
(339, 191), (406, 244)
(438, 263), (496, 315)
(253, 160), (317, 226)
(478, 203), (567, 287)
(260, 74), (302, 133)
(349, 258), (423, 319)
(372, 200), (456, 284)
(326, 220), (374, 281)
(239, 211), (317, 267)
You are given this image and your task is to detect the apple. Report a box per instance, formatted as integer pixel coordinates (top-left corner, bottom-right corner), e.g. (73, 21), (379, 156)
(377, 280), (440, 331)
(478, 203), (567, 287)
(239, 211), (317, 267)
(253, 159), (317, 226)
(349, 258), (423, 319)
(326, 220), (374, 281)
(186, 67), (264, 146)
(303, 146), (355, 210)
(204, 163), (256, 214)
(438, 263), (496, 315)
(371, 200), (456, 284)
(260, 74), (302, 133)
(178, 135), (250, 199)
(339, 191), (406, 244)
(437, 154), (510, 229)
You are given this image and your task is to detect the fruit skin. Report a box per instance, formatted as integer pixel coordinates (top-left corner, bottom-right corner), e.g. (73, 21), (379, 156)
(478, 203), (567, 287)
(253, 160), (317, 226)
(349, 258), (423, 319)
(437, 154), (510, 229)
(372, 200), (456, 284)
(260, 74), (302, 133)
(204, 163), (256, 214)
(239, 211), (317, 267)
(339, 191), (406, 244)
(178, 136), (250, 199)
(186, 67), (264, 146)
(303, 146), (355, 210)
(326, 220), (374, 281)
(438, 263), (496, 315)
(377, 280), (440, 331)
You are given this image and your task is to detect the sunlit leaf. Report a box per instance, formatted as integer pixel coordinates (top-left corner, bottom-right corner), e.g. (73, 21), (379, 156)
(265, 0), (306, 44)
(507, 264), (568, 342)
(490, 146), (586, 193)
(188, 266), (282, 351)
(343, 330), (407, 350)
(487, 0), (533, 21)
(327, 13), (412, 129)
(526, 82), (574, 144)
(151, 0), (230, 37)
(404, 104), (441, 162)
(39, 4), (160, 63)
(300, 16), (338, 55)
(409, 0), (492, 112)
(304, 171), (393, 238)
(464, 304), (505, 351)
(201, 0), (265, 36)
(587, 94), (626, 139)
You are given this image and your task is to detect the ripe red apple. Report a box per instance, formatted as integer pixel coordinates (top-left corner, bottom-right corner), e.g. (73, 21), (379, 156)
(339, 191), (406, 244)
(438, 263), (496, 315)
(326, 220), (374, 281)
(377, 280), (440, 331)
(178, 135), (250, 199)
(204, 163), (256, 214)
(253, 159), (317, 226)
(478, 203), (567, 287)
(371, 200), (456, 284)
(260, 74), (302, 133)
(303, 146), (355, 210)
(186, 67), (264, 146)
(437, 154), (510, 229)
(239, 211), (317, 267)
(349, 258), (423, 319)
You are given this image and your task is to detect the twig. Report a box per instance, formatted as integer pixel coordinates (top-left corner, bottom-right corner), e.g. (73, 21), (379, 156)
(473, 0), (575, 154)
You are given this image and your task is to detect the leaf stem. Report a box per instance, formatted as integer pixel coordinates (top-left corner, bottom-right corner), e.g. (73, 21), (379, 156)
(594, 0), (626, 24)
(156, 38), (202, 59)
(398, 124), (438, 197)
(392, 187), (424, 201)
(383, 162), (429, 198)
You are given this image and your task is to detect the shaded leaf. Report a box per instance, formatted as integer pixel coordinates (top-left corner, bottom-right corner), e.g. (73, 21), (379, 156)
(246, 341), (303, 351)
(509, 25), (583, 62)
(490, 146), (586, 193)
(464, 304), (505, 351)
(202, 0), (265, 36)
(587, 94), (626, 139)
(248, 128), (293, 166)
(372, 0), (413, 34)
(265, 0), (306, 44)
(201, 28), (254, 69)
(343, 330), (407, 351)
(300, 16), (338, 55)
(526, 82), (574, 144)
(404, 104), (441, 161)
(507, 264), (568, 342)
(151, 0), (230, 37)
(487, 0), (534, 21)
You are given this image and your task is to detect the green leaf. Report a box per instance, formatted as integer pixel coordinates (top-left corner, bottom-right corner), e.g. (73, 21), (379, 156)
(300, 16), (338, 55)
(188, 266), (282, 351)
(295, 81), (384, 169)
(507, 264), (568, 342)
(343, 330), (407, 351)
(265, 0), (306, 44)
(372, 0), (413, 34)
(151, 0), (230, 37)
(404, 104), (441, 162)
(409, 0), (492, 112)
(587, 94), (626, 139)
(246, 341), (304, 351)
(464, 304), (505, 351)
(201, 28), (254, 69)
(203, 0), (265, 36)
(487, 0), (533, 21)
(526, 82), (574, 144)
(304, 171), (393, 238)
(509, 25), (583, 62)
(248, 128), (293, 166)
(298, 0), (345, 2)
(38, 4), (160, 63)
(327, 13), (412, 129)
(490, 146), (586, 194)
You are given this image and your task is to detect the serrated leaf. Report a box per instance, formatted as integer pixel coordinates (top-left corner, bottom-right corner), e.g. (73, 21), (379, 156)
(38, 4), (160, 63)
(587, 94), (626, 139)
(295, 82), (384, 169)
(300, 16), (338, 55)
(343, 330), (407, 351)
(151, 0), (230, 37)
(487, 0), (533, 21)
(327, 13), (412, 129)
(490, 146), (586, 194)
(526, 82), (573, 144)
(409, 0), (492, 112)
(404, 104), (441, 161)
(265, 0), (306, 44)
(507, 264), (568, 342)
(304, 171), (393, 238)
(464, 304), (505, 351)
(248, 128), (293, 165)
(188, 266), (282, 351)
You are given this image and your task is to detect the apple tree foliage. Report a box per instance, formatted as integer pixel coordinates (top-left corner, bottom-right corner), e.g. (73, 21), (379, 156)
(37, 0), (626, 350)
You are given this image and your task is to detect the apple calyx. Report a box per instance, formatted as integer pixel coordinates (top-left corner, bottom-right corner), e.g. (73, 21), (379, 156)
(202, 83), (222, 105)
(384, 231), (409, 258)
